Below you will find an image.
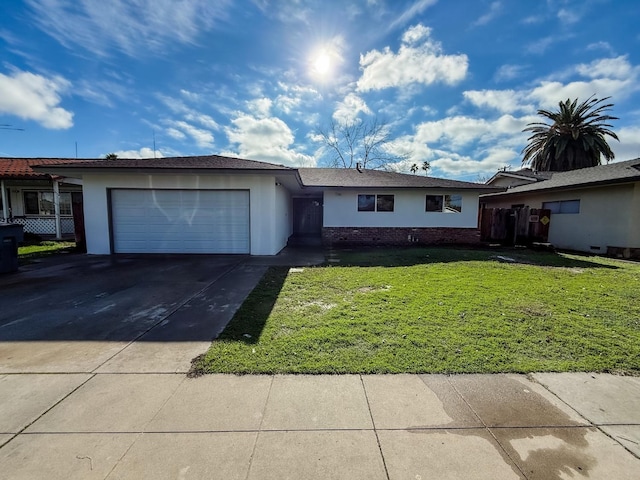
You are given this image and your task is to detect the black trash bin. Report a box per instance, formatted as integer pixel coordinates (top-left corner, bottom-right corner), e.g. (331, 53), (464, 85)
(0, 224), (24, 273)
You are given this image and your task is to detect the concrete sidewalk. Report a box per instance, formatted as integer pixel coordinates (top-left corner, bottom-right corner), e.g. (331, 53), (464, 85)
(1, 372), (639, 479)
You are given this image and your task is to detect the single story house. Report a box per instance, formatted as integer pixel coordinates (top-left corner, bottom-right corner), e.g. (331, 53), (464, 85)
(480, 158), (640, 257)
(0, 158), (84, 238)
(36, 155), (497, 256)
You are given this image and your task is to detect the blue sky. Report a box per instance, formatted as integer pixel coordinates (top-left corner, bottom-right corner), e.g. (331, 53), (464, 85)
(1, 0), (639, 181)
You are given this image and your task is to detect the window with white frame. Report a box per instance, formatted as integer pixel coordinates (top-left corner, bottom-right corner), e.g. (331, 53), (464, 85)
(542, 199), (580, 214)
(23, 191), (72, 215)
(425, 194), (462, 213)
(358, 194), (394, 212)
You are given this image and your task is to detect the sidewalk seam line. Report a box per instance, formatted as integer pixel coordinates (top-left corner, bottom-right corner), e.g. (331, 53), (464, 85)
(104, 374), (188, 479)
(2, 373), (96, 445)
(359, 374), (391, 480)
(244, 374), (274, 480)
(446, 375), (530, 480)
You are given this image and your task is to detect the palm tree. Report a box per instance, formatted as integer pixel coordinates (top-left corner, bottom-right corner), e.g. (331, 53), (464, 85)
(522, 96), (619, 172)
(410, 163), (419, 174)
(422, 161), (430, 176)
(105, 153), (118, 160)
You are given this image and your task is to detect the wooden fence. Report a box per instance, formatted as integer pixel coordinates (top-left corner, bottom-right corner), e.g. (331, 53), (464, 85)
(480, 207), (551, 245)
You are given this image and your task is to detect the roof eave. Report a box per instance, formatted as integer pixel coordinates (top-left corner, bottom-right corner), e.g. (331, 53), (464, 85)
(480, 176), (640, 199)
(32, 166), (298, 177)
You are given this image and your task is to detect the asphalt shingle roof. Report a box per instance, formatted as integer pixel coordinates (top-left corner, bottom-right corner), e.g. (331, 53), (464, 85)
(297, 168), (495, 190)
(482, 158), (640, 198)
(16, 154), (497, 190)
(30, 155), (293, 171)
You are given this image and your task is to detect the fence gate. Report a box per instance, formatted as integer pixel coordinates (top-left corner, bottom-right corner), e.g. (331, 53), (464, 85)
(480, 207), (550, 244)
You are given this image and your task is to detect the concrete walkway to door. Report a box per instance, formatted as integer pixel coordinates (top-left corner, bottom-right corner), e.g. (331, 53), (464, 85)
(1, 249), (639, 479)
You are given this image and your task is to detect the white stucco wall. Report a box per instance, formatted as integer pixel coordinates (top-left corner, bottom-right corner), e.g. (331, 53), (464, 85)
(481, 183), (639, 252)
(82, 173), (287, 255)
(630, 183), (640, 247)
(322, 189), (480, 228)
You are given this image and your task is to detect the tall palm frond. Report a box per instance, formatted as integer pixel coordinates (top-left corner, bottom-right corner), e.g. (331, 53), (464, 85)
(522, 96), (619, 171)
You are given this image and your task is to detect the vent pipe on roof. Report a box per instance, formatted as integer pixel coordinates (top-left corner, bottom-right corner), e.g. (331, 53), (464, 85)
(356, 162), (362, 172)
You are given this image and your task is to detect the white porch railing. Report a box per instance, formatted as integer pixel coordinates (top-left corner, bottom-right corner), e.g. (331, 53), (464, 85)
(4, 216), (75, 236)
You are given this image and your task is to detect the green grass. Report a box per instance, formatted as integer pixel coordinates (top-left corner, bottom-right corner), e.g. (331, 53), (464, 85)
(192, 247), (640, 375)
(18, 240), (76, 259)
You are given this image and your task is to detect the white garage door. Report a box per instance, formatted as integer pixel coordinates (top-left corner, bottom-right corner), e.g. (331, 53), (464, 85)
(111, 189), (250, 254)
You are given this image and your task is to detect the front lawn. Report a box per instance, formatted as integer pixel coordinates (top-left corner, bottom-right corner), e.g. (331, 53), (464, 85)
(192, 248), (640, 375)
(18, 240), (76, 259)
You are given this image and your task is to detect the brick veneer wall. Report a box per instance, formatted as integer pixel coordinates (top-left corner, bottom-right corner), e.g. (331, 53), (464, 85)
(322, 227), (481, 246)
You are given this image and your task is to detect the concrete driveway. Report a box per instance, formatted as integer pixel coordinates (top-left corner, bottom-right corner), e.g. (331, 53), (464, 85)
(0, 253), (270, 374)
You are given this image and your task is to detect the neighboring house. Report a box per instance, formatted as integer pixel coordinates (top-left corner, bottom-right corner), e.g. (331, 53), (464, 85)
(481, 159), (640, 257)
(485, 168), (553, 189)
(0, 158), (84, 238)
(36, 155), (497, 256)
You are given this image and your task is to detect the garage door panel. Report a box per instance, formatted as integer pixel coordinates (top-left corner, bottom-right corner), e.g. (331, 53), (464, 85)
(111, 189), (250, 254)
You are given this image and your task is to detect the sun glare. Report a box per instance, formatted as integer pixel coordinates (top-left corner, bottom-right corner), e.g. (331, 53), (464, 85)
(314, 52), (331, 75)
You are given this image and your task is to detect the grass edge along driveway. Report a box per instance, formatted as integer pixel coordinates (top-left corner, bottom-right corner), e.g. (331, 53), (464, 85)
(192, 248), (640, 375)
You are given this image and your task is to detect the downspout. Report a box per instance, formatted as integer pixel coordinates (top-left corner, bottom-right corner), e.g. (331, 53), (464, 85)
(53, 178), (62, 239)
(1, 180), (8, 222)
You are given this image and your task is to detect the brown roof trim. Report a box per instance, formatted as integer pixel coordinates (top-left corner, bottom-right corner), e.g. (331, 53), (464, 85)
(481, 176), (640, 199)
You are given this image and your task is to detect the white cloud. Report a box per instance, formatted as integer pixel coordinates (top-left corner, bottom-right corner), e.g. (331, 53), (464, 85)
(247, 97), (273, 118)
(250, 0), (313, 24)
(357, 24), (468, 92)
(576, 56), (634, 80)
(413, 114), (530, 148)
(333, 93), (371, 125)
(494, 64), (527, 82)
(76, 78), (129, 107)
(526, 34), (572, 55)
(274, 94), (301, 114)
(111, 147), (164, 159)
(463, 89), (534, 114)
(387, 0), (439, 33)
(586, 41), (615, 55)
(168, 120), (215, 148)
(476, 56), (640, 114)
(180, 89), (202, 102)
(383, 112), (532, 175)
(0, 70), (73, 129)
(472, 1), (502, 27)
(26, 0), (232, 57)
(184, 113), (219, 130)
(431, 147), (518, 175)
(157, 94), (191, 115)
(225, 113), (316, 167)
(166, 128), (187, 140)
(557, 8), (581, 25)
(612, 126), (640, 161)
(530, 79), (637, 108)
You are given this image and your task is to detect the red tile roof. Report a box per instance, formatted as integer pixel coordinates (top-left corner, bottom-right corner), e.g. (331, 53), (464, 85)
(0, 158), (92, 180)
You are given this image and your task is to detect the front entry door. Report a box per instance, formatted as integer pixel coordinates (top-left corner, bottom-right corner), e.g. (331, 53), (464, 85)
(293, 198), (323, 236)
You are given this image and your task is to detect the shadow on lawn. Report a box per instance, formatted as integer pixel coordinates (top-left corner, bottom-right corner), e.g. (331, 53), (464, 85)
(330, 246), (620, 270)
(214, 266), (289, 345)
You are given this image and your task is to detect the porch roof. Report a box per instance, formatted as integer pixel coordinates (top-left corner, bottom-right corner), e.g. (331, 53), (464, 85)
(0, 158), (91, 180)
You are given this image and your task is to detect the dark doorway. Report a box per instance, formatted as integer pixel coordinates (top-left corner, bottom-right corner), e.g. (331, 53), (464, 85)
(71, 191), (86, 252)
(292, 197), (323, 237)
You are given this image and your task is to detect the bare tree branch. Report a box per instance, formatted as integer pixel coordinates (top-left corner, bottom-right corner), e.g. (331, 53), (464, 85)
(316, 116), (408, 169)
